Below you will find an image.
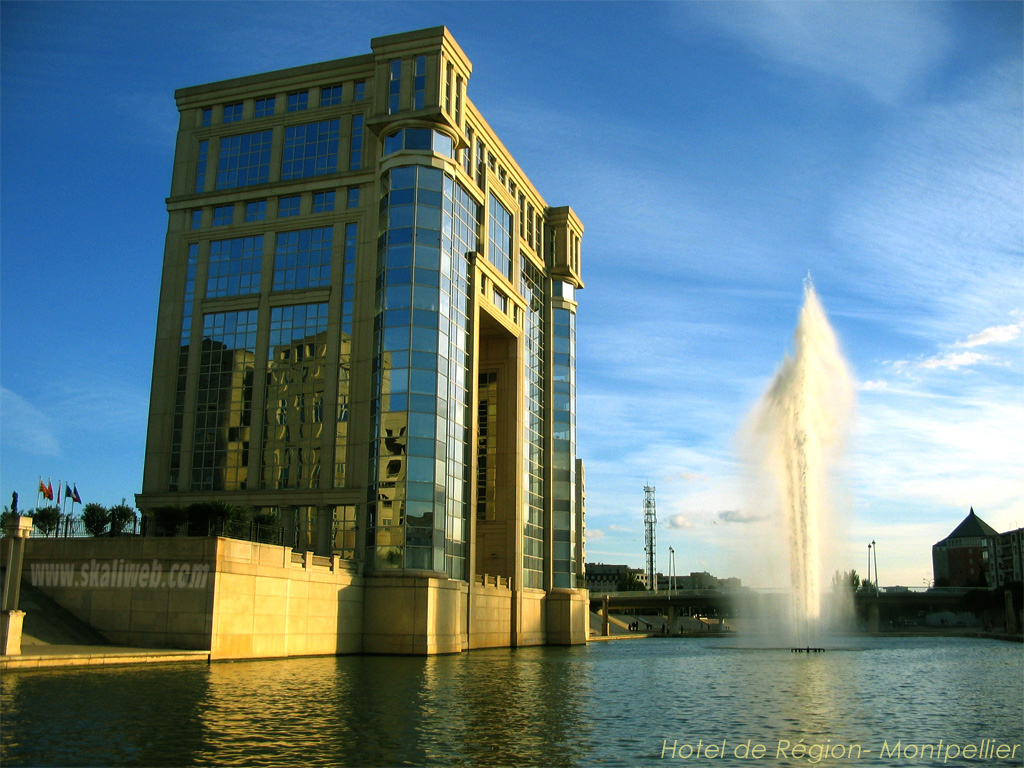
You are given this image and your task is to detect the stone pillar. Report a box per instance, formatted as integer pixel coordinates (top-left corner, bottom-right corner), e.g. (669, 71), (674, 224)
(2, 515), (33, 656)
(602, 594), (610, 637)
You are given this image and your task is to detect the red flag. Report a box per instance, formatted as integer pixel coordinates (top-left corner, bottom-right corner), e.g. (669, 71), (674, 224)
(39, 478), (47, 496)
(56, 483), (61, 505)
(45, 480), (54, 501)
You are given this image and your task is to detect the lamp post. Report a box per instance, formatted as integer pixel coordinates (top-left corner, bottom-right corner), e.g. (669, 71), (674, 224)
(668, 547), (675, 592)
(872, 539), (878, 594)
(867, 542), (873, 593)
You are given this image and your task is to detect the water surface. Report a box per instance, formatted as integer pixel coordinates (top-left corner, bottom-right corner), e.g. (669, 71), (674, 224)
(2, 636), (1021, 767)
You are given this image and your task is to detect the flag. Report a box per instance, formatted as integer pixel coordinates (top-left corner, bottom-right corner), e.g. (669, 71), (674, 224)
(66, 483), (74, 502)
(39, 478), (47, 496)
(45, 480), (54, 501)
(56, 483), (61, 505)
(72, 485), (82, 504)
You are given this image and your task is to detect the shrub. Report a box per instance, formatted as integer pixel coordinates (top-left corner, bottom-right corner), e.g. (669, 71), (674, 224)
(152, 505), (187, 535)
(81, 503), (110, 537)
(33, 505), (61, 537)
(109, 499), (136, 535)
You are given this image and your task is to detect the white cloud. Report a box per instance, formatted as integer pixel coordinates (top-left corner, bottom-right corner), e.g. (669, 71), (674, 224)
(0, 387), (61, 458)
(666, 514), (694, 530)
(917, 351), (988, 371)
(688, 2), (952, 104)
(957, 324), (1021, 348)
(585, 528), (605, 540)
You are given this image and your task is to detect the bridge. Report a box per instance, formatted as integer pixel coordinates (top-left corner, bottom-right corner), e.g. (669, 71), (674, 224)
(589, 587), (987, 621)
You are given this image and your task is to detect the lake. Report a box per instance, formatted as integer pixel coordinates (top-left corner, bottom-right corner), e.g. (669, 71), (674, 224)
(2, 636), (1021, 767)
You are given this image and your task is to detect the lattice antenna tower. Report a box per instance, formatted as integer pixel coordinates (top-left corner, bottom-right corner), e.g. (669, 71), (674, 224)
(644, 485), (657, 591)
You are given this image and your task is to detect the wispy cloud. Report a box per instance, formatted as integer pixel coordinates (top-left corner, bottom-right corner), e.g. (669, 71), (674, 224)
(957, 324), (1021, 348)
(0, 387), (61, 458)
(717, 509), (769, 525)
(687, 2), (952, 104)
(915, 351), (988, 371)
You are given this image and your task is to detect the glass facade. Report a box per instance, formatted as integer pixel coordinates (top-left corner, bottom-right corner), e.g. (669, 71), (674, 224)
(261, 303), (330, 490)
(369, 165), (476, 577)
(191, 310), (258, 491)
(207, 236), (262, 298)
(282, 120), (340, 180)
(552, 307), (577, 587)
(520, 257), (546, 588)
(487, 195), (513, 280)
(217, 131), (272, 189)
(273, 227), (332, 291)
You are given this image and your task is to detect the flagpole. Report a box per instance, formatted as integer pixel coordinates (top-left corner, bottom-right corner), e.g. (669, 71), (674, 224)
(36, 476), (42, 509)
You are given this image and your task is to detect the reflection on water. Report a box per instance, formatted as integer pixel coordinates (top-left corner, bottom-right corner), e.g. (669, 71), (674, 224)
(2, 637), (1021, 767)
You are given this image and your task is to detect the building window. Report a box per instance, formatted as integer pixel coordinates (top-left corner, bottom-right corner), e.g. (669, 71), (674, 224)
(287, 90), (308, 112)
(520, 257), (546, 588)
(261, 302), (330, 490)
(194, 140), (209, 194)
(190, 209), (202, 229)
(313, 190), (335, 213)
(445, 63), (453, 113)
(388, 58), (402, 114)
(413, 55), (426, 110)
(207, 236), (262, 297)
(201, 108), (212, 127)
(244, 200), (267, 222)
(347, 187), (360, 208)
(463, 128), (474, 175)
(191, 309), (259, 491)
(212, 204), (234, 227)
(254, 97), (275, 118)
(278, 195), (301, 218)
(353, 80), (366, 101)
(273, 226), (332, 290)
(383, 128), (454, 158)
(454, 75), (463, 125)
(350, 114), (364, 170)
(223, 102), (243, 123)
(282, 120), (340, 180)
(216, 130), (272, 189)
(487, 195), (512, 280)
(320, 85), (343, 107)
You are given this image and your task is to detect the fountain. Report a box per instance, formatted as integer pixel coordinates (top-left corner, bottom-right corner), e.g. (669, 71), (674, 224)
(742, 277), (855, 648)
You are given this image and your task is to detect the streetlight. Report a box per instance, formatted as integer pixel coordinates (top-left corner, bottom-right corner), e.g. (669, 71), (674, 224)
(867, 542), (873, 593)
(872, 539), (878, 594)
(668, 547), (676, 592)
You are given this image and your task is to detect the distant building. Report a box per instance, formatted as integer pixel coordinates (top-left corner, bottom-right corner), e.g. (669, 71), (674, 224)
(932, 508), (999, 587)
(585, 564), (740, 592)
(585, 563), (647, 592)
(996, 527), (1023, 586)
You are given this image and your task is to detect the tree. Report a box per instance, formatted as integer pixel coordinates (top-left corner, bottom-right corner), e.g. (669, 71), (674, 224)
(832, 569), (861, 592)
(108, 499), (136, 535)
(32, 505), (61, 537)
(152, 505), (187, 536)
(81, 503), (110, 537)
(617, 570), (646, 592)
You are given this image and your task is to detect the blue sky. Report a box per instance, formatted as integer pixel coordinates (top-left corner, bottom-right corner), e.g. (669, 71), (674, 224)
(1, 2), (1020, 588)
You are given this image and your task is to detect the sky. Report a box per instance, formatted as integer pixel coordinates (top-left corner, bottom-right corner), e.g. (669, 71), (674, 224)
(1, 1), (1021, 589)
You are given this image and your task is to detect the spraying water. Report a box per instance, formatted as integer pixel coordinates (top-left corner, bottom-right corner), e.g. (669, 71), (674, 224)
(745, 277), (855, 646)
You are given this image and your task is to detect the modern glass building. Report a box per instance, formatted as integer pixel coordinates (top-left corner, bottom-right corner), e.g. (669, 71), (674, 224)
(138, 27), (587, 652)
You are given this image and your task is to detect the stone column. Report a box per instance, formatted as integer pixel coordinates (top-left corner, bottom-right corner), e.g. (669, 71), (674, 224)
(2, 515), (33, 655)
